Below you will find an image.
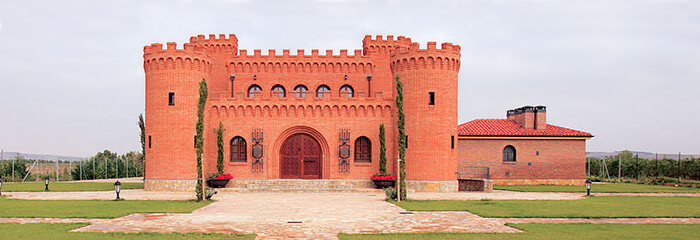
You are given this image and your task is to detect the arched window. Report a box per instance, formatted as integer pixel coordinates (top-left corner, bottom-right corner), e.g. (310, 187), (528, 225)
(230, 136), (247, 162)
(503, 145), (516, 162)
(294, 85), (308, 98)
(316, 85), (331, 98)
(248, 85), (262, 98)
(340, 85), (354, 98)
(354, 136), (371, 163)
(271, 84), (286, 98)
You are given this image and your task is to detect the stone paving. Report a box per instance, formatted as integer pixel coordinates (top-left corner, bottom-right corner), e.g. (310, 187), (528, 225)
(4, 190), (700, 239)
(70, 193), (520, 239)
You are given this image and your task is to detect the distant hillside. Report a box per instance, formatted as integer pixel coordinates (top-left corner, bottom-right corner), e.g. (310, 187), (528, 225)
(0, 151), (83, 162)
(587, 151), (699, 160)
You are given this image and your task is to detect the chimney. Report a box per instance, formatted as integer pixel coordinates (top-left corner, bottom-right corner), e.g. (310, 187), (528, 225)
(506, 110), (516, 120)
(521, 106), (535, 129)
(534, 105), (546, 130)
(509, 106), (538, 129)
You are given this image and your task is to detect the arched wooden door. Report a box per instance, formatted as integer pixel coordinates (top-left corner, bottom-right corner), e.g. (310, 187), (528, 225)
(280, 133), (322, 179)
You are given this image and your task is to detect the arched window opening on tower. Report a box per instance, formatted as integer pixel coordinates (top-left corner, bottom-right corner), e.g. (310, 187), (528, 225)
(340, 85), (354, 98)
(272, 84), (286, 98)
(316, 85), (331, 98)
(294, 85), (308, 98)
(230, 136), (247, 162)
(354, 136), (371, 163)
(503, 145), (516, 162)
(248, 85), (262, 98)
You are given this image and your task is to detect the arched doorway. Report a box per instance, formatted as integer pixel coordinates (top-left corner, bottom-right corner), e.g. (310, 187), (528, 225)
(280, 133), (322, 179)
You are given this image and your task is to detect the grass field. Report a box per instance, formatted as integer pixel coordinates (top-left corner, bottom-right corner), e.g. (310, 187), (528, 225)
(495, 183), (700, 193)
(0, 197), (209, 218)
(395, 196), (700, 218)
(0, 223), (255, 240)
(340, 223), (700, 240)
(2, 181), (143, 192)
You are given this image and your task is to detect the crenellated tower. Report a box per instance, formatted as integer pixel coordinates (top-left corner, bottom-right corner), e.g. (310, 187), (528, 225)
(188, 34), (239, 97)
(390, 41), (461, 183)
(143, 42), (211, 189)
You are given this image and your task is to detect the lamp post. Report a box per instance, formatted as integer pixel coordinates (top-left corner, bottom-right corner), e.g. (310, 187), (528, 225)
(114, 180), (122, 200)
(44, 176), (50, 192)
(585, 179), (592, 196)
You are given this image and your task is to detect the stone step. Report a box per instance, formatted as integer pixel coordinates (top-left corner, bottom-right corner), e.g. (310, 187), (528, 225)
(221, 179), (385, 193)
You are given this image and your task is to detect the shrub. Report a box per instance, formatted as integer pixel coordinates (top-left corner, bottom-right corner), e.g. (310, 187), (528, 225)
(385, 187), (397, 201)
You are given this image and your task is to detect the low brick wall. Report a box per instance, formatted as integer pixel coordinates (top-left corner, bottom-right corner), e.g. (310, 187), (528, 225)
(406, 180), (458, 192)
(492, 179), (584, 186)
(145, 179), (197, 191)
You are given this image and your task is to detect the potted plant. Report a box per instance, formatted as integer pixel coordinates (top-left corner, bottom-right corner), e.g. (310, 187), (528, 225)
(371, 173), (397, 188)
(206, 173), (233, 188)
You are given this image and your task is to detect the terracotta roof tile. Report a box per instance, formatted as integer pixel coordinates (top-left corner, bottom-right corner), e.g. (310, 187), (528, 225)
(458, 119), (593, 137)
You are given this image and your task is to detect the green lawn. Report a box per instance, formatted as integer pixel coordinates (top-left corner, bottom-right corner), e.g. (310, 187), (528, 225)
(2, 181), (143, 192)
(495, 183), (700, 193)
(0, 223), (255, 239)
(395, 196), (700, 218)
(340, 223), (700, 240)
(0, 197), (209, 218)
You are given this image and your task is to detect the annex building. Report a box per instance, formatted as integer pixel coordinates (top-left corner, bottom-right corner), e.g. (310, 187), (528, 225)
(143, 34), (591, 192)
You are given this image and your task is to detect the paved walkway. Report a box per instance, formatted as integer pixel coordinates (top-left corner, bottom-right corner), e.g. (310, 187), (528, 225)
(4, 189), (193, 201)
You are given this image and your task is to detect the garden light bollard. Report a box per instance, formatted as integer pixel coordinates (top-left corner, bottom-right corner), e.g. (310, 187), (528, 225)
(0, 179), (3, 195)
(44, 176), (50, 192)
(585, 179), (592, 196)
(114, 180), (122, 200)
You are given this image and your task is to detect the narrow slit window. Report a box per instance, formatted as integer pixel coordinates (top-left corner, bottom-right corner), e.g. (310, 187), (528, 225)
(429, 92), (435, 105)
(148, 136), (152, 148)
(451, 136), (454, 149)
(194, 136), (197, 148)
(168, 92), (175, 105)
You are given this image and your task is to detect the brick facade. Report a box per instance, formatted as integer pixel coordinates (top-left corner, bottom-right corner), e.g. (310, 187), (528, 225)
(143, 34), (460, 190)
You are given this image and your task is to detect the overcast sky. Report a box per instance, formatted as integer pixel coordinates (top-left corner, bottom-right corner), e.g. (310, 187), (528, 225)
(0, 0), (698, 157)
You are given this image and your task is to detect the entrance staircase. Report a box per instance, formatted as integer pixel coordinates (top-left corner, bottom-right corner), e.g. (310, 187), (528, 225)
(218, 179), (385, 193)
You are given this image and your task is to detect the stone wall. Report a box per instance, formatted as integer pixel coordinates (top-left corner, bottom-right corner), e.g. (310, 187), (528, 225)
(145, 179), (197, 191)
(406, 180), (458, 192)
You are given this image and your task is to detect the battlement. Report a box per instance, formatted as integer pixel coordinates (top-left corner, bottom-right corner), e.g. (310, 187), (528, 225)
(143, 42), (209, 56)
(189, 34), (239, 44)
(389, 41), (461, 72)
(362, 35), (412, 55)
(394, 41), (461, 56)
(234, 48), (367, 59)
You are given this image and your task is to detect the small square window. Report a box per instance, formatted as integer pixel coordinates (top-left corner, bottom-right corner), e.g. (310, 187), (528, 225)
(429, 92), (435, 105)
(536, 151), (540, 156)
(168, 92), (175, 105)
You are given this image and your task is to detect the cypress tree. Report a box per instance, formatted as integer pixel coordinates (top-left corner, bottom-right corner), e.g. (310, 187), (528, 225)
(395, 75), (407, 200)
(379, 123), (387, 175)
(195, 78), (208, 201)
(214, 122), (226, 174)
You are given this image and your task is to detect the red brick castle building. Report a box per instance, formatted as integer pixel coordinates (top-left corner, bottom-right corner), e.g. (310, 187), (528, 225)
(143, 34), (591, 191)
(144, 34), (460, 191)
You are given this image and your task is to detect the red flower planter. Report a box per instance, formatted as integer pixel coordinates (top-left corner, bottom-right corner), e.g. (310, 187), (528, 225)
(372, 179), (396, 189)
(206, 179), (230, 188)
